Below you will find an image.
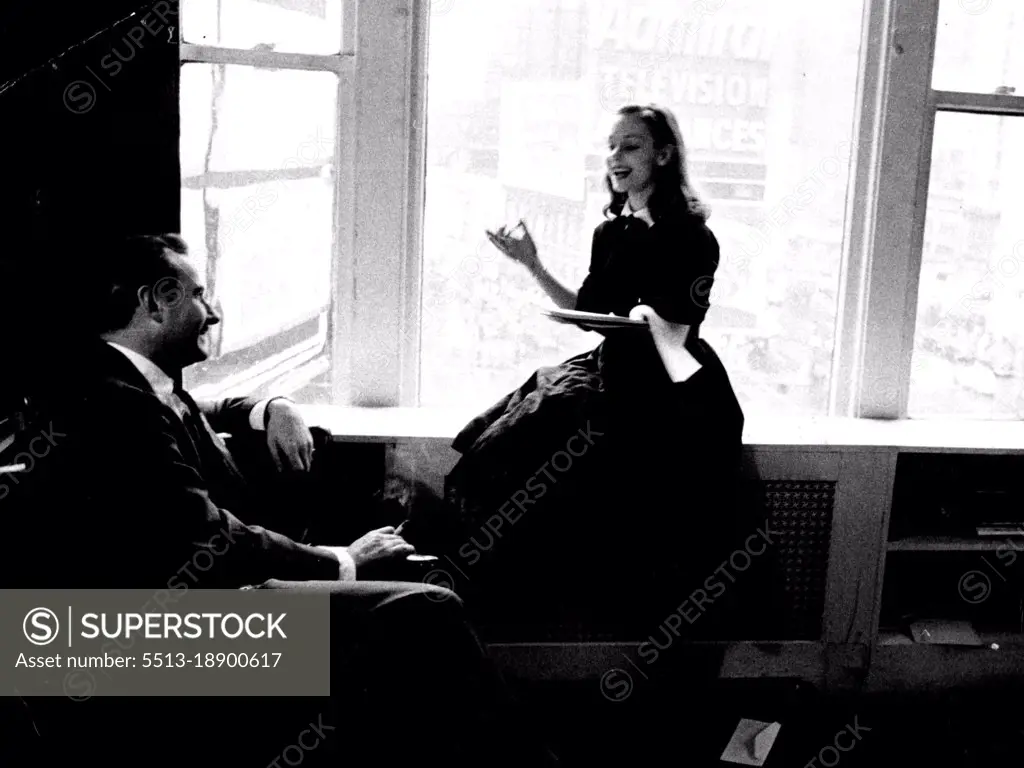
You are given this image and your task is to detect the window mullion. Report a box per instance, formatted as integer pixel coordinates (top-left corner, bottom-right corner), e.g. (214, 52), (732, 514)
(341, 0), (357, 57)
(398, 0), (430, 407)
(341, 0), (415, 406)
(331, 57), (357, 406)
(327, 0), (358, 405)
(898, 92), (938, 416)
(854, 0), (939, 418)
(829, 0), (895, 417)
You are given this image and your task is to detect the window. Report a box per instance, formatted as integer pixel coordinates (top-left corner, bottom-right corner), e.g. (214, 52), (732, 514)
(172, 0), (1024, 422)
(907, 1), (1024, 419)
(179, 0), (349, 403)
(419, 0), (865, 416)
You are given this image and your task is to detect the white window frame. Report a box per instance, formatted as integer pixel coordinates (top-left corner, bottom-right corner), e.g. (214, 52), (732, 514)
(181, 1), (1024, 418)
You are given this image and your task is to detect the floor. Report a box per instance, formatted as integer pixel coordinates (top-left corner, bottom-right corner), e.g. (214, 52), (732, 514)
(9, 676), (1024, 767)
(509, 677), (1024, 767)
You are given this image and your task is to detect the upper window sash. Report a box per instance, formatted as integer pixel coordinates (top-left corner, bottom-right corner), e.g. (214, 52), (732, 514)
(179, 0), (356, 58)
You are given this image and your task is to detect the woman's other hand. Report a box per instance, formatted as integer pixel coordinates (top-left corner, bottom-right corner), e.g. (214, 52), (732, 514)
(486, 220), (540, 272)
(630, 304), (700, 381)
(628, 304), (656, 323)
(631, 303), (692, 342)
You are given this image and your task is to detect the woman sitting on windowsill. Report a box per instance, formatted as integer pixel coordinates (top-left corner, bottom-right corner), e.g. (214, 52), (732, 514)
(408, 105), (746, 634)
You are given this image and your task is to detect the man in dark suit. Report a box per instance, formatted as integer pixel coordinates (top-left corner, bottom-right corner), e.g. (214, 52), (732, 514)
(40, 233), (409, 587)
(23, 234), (557, 767)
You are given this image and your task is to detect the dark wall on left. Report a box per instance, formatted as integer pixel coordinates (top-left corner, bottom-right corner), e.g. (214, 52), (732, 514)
(1, 0), (180, 404)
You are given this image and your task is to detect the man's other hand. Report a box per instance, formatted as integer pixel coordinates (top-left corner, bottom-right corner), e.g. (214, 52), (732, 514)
(348, 526), (416, 569)
(266, 399), (314, 472)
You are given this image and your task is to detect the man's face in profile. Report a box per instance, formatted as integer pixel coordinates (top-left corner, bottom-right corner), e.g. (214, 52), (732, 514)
(156, 252), (220, 370)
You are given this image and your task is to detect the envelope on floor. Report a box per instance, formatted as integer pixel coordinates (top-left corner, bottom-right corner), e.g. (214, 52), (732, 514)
(720, 719), (782, 766)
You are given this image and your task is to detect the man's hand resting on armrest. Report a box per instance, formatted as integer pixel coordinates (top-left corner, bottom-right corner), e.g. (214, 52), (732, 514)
(264, 398), (315, 472)
(317, 526), (416, 580)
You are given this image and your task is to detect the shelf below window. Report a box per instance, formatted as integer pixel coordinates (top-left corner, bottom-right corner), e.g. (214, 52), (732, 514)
(877, 628), (1024, 647)
(867, 629), (1024, 691)
(887, 535), (1024, 552)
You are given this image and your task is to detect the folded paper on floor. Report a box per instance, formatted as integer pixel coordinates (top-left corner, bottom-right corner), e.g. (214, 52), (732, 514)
(720, 719), (782, 766)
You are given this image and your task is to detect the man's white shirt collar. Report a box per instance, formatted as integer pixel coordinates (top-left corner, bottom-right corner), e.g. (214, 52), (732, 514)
(105, 341), (175, 395)
(621, 200), (655, 227)
(105, 341), (275, 432)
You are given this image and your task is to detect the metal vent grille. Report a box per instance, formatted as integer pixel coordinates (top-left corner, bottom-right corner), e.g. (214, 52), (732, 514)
(763, 480), (836, 639)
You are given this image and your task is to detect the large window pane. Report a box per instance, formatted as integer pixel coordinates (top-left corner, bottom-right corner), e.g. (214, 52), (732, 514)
(182, 0), (343, 55)
(908, 113), (1024, 419)
(419, 0), (863, 415)
(933, 0), (1024, 95)
(180, 63), (337, 402)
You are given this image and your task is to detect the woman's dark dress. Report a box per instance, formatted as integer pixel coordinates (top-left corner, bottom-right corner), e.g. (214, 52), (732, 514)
(441, 202), (745, 632)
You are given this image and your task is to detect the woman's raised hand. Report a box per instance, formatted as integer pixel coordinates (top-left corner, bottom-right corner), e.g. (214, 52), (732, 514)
(486, 220), (540, 272)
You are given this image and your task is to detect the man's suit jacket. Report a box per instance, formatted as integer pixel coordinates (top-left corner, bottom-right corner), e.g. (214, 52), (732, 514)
(21, 342), (340, 589)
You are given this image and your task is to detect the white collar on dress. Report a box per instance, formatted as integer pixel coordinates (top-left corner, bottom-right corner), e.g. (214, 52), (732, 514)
(621, 199), (655, 227)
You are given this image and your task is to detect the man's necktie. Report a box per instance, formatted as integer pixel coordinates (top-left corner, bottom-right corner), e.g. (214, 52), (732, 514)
(168, 385), (246, 485)
(163, 388), (199, 443)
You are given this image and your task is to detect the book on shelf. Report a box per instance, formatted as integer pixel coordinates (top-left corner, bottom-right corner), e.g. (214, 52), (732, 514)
(976, 524), (1024, 537)
(909, 620), (984, 646)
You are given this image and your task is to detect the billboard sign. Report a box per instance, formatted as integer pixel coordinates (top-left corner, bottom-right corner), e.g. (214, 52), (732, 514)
(586, 0), (776, 204)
